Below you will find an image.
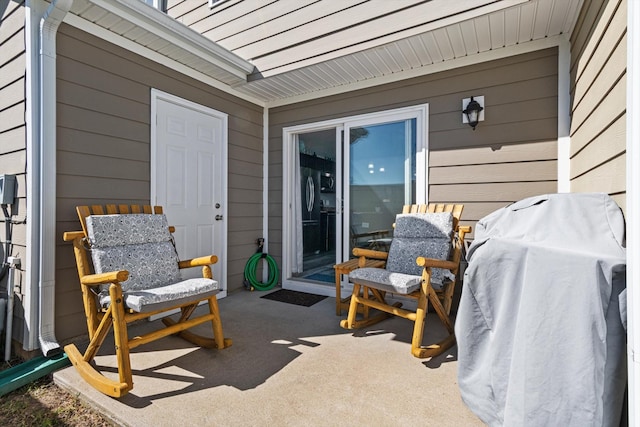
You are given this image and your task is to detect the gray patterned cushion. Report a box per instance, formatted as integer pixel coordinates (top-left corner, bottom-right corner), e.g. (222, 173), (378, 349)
(349, 268), (422, 294)
(393, 213), (454, 239)
(87, 214), (173, 247)
(86, 214), (219, 312)
(90, 242), (183, 292)
(350, 213), (454, 293)
(98, 277), (220, 313)
(86, 214), (182, 292)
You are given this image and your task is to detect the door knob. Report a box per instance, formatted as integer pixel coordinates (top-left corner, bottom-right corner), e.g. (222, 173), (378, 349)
(215, 215), (223, 221)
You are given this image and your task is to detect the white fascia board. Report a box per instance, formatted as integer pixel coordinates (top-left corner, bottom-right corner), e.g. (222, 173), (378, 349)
(87, 0), (254, 79)
(63, 13), (264, 107)
(265, 36), (564, 108)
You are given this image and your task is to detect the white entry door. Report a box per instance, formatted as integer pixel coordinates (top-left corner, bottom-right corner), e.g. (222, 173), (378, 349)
(151, 90), (228, 295)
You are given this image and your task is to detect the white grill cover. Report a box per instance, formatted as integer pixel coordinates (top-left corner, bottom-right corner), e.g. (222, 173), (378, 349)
(456, 193), (627, 427)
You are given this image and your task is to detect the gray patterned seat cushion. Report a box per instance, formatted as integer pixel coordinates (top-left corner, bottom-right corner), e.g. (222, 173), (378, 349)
(349, 268), (423, 294)
(97, 277), (220, 313)
(349, 212), (455, 294)
(86, 214), (219, 312)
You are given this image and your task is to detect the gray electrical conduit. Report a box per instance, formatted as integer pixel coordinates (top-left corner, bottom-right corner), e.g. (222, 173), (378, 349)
(0, 205), (10, 282)
(2, 205), (13, 361)
(5, 257), (19, 362)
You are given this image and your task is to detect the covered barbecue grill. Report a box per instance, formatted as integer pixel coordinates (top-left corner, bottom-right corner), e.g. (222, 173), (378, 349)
(456, 193), (627, 426)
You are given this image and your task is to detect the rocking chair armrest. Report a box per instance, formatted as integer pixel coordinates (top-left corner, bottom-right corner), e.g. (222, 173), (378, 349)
(458, 225), (472, 234)
(416, 257), (457, 271)
(457, 225), (472, 240)
(63, 231), (85, 241)
(178, 255), (218, 269)
(352, 248), (389, 261)
(81, 271), (129, 287)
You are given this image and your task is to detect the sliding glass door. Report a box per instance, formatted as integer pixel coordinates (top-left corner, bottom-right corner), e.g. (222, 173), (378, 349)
(282, 105), (428, 295)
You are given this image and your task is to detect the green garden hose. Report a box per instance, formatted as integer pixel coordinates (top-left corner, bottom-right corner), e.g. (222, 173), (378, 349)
(243, 239), (279, 291)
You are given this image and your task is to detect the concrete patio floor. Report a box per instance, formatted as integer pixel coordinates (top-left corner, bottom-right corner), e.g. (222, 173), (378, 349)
(53, 288), (483, 426)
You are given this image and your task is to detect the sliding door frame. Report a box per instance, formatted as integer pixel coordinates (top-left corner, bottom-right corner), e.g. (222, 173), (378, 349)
(282, 104), (429, 295)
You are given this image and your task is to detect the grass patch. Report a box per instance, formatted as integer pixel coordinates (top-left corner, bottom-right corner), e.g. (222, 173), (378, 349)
(1, 359), (112, 426)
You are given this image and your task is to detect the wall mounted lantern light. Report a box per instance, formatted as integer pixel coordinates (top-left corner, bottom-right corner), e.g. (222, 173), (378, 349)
(462, 96), (485, 130)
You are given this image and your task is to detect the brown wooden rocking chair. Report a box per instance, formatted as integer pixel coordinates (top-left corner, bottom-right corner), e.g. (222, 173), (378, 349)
(62, 204), (231, 397)
(340, 203), (470, 358)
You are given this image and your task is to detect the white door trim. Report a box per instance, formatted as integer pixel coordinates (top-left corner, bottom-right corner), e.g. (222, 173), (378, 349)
(150, 88), (228, 297)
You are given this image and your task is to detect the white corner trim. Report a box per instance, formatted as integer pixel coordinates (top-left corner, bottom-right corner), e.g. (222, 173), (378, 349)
(62, 13), (264, 107)
(626, 1), (640, 425)
(557, 36), (571, 193)
(263, 107), (269, 254)
(265, 36), (566, 108)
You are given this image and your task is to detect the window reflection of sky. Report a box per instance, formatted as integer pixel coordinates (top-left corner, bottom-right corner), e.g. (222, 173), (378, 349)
(350, 120), (416, 185)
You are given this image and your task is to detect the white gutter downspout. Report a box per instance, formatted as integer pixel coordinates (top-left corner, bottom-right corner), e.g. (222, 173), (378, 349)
(36, 0), (73, 356)
(627, 1), (640, 425)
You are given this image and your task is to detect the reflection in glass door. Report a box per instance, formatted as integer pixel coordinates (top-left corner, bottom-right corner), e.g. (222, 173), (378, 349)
(346, 120), (417, 256)
(291, 129), (338, 282)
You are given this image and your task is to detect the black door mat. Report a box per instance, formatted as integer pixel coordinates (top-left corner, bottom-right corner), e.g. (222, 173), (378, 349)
(261, 289), (327, 307)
